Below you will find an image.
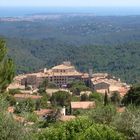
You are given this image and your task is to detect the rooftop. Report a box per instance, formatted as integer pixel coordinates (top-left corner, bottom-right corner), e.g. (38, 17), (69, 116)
(34, 109), (54, 116)
(71, 101), (95, 109)
(14, 94), (42, 100)
(52, 64), (74, 70)
(46, 70), (83, 76)
(60, 115), (76, 122)
(91, 77), (124, 87)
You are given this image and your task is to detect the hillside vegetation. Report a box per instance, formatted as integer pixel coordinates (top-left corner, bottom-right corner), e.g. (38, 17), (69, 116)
(0, 39), (140, 140)
(1, 15), (140, 83)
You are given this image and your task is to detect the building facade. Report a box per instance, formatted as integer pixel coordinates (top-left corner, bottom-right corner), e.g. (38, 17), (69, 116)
(9, 61), (129, 96)
(20, 61), (89, 88)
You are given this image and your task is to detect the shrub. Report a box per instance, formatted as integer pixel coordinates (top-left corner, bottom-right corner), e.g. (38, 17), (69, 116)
(89, 104), (117, 125)
(50, 91), (71, 107)
(15, 98), (36, 114)
(39, 94), (48, 109)
(0, 112), (33, 140)
(71, 95), (80, 101)
(81, 124), (126, 140)
(110, 91), (121, 106)
(37, 117), (126, 140)
(69, 81), (90, 95)
(6, 94), (16, 106)
(8, 89), (21, 95)
(22, 112), (38, 123)
(89, 92), (103, 102)
(122, 85), (140, 106)
(0, 96), (33, 140)
(80, 93), (89, 101)
(112, 106), (140, 139)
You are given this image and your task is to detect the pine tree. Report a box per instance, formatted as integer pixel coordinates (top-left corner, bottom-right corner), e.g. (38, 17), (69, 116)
(0, 40), (15, 92)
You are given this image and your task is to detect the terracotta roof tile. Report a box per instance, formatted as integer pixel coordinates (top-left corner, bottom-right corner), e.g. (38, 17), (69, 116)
(34, 109), (54, 116)
(14, 94), (42, 100)
(60, 115), (76, 122)
(117, 107), (125, 113)
(7, 106), (14, 113)
(71, 101), (95, 109)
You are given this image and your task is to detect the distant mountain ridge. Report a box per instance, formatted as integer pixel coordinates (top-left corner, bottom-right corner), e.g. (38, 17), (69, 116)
(1, 7), (140, 17)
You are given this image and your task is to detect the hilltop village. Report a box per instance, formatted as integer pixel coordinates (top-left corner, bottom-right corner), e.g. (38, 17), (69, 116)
(6, 61), (130, 122)
(9, 61), (129, 96)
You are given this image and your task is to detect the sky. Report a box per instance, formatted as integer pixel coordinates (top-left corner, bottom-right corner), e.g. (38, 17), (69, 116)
(1, 0), (140, 7)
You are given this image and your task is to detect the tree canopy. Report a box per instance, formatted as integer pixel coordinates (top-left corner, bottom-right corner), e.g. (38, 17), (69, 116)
(37, 117), (126, 140)
(122, 85), (140, 105)
(0, 40), (15, 92)
(50, 91), (71, 107)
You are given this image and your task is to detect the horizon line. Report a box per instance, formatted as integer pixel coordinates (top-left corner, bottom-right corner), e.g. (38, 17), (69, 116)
(1, 6), (140, 8)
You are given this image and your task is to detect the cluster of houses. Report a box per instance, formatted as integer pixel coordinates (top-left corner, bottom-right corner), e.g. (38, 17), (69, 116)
(7, 61), (129, 123)
(8, 61), (130, 97)
(9, 93), (96, 122)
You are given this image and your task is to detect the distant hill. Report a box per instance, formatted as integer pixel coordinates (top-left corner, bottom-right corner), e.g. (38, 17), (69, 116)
(0, 15), (140, 83)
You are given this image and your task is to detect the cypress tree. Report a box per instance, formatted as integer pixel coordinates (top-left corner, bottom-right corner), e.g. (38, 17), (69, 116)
(104, 91), (109, 106)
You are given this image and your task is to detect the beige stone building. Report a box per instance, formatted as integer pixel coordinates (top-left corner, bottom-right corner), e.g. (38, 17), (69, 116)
(45, 61), (88, 87)
(19, 61), (88, 88)
(91, 73), (130, 96)
(8, 61), (130, 96)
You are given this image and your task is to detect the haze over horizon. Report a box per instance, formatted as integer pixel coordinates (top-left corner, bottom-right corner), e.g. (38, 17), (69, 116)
(1, 0), (140, 17)
(1, 0), (140, 7)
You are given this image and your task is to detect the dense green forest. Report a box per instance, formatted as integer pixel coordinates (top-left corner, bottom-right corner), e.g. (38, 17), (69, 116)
(0, 39), (140, 140)
(1, 15), (140, 83)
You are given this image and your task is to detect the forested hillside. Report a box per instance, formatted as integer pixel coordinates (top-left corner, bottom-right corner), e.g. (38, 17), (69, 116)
(1, 15), (140, 83)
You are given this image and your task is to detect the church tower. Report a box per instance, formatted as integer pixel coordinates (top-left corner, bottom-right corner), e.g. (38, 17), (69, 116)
(88, 63), (93, 88)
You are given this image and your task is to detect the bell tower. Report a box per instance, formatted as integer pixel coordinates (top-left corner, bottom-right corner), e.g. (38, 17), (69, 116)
(88, 63), (93, 88)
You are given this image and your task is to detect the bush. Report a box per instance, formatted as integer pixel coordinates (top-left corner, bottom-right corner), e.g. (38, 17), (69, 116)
(6, 94), (16, 106)
(81, 124), (126, 140)
(22, 112), (38, 123)
(71, 95), (80, 101)
(37, 110), (60, 128)
(80, 93), (89, 101)
(15, 98), (36, 114)
(39, 94), (48, 109)
(112, 106), (140, 139)
(50, 91), (71, 107)
(0, 96), (33, 140)
(35, 94), (49, 110)
(89, 92), (103, 102)
(122, 85), (140, 106)
(37, 117), (92, 140)
(73, 109), (81, 116)
(89, 105), (117, 125)
(37, 117), (126, 140)
(110, 91), (121, 105)
(69, 81), (90, 95)
(8, 89), (21, 95)
(0, 112), (33, 140)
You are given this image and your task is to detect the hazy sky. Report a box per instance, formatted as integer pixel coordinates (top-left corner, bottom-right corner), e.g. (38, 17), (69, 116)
(1, 0), (140, 7)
